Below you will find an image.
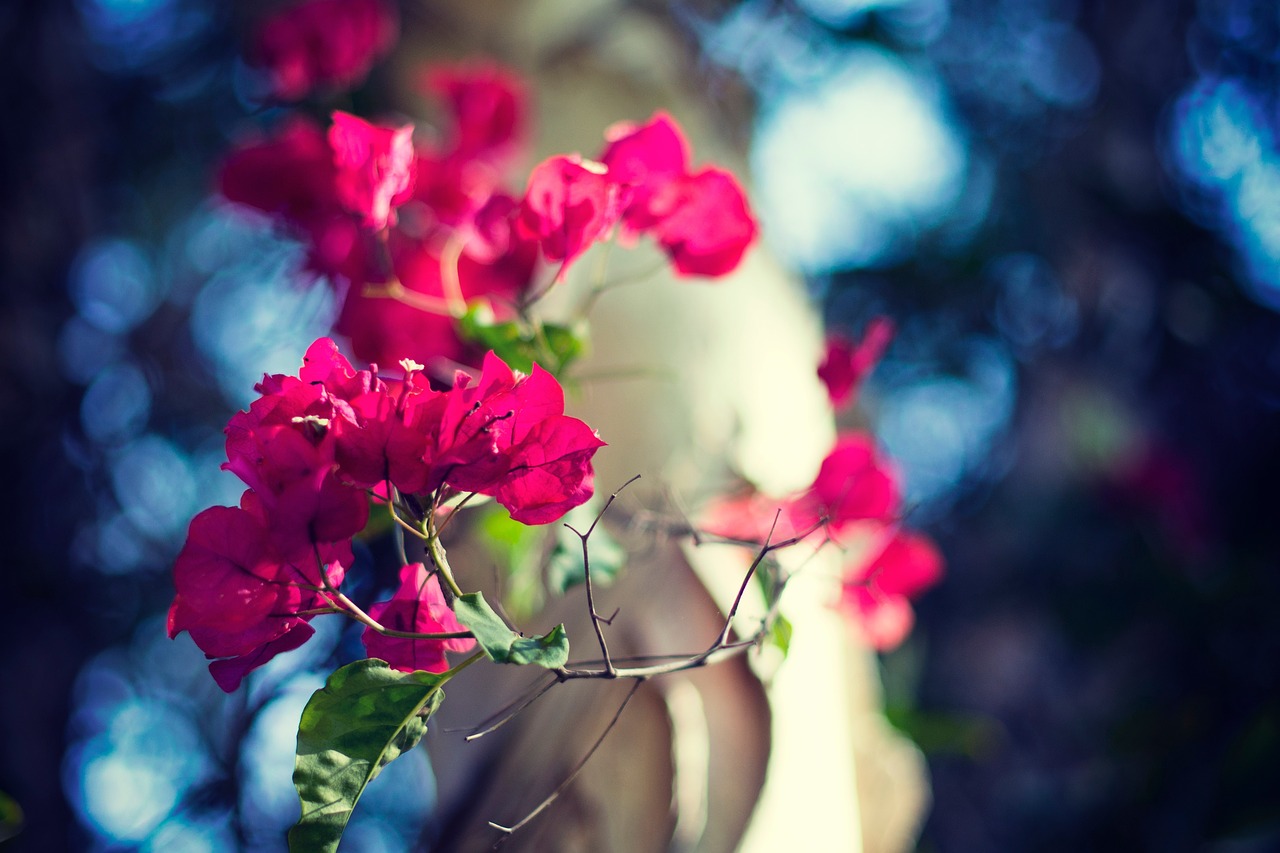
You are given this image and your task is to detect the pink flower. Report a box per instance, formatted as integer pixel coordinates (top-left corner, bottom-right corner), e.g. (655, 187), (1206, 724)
(167, 501), (350, 690)
(329, 111), (416, 231)
(493, 415), (605, 524)
(703, 431), (902, 545)
(421, 62), (528, 168)
(518, 155), (618, 277)
(221, 364), (369, 559)
(251, 0), (398, 101)
(840, 530), (943, 650)
(173, 336), (605, 689)
(790, 433), (901, 537)
(362, 563), (475, 673)
(222, 373), (332, 500)
(648, 168), (757, 277)
(218, 118), (375, 286)
(818, 317), (895, 409)
(599, 112), (690, 234)
(425, 352), (606, 522)
(248, 339), (604, 524)
(334, 229), (534, 370)
(207, 622), (317, 692)
(598, 112), (758, 277)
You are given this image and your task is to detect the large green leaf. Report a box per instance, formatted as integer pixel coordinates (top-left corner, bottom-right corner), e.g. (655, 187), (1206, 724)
(288, 660), (446, 853)
(454, 591), (570, 668)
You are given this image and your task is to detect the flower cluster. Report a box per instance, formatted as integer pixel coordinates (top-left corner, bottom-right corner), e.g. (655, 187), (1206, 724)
(219, 68), (756, 372)
(706, 319), (943, 650)
(171, 14), (948, 848)
(522, 112), (758, 278)
(168, 339), (604, 689)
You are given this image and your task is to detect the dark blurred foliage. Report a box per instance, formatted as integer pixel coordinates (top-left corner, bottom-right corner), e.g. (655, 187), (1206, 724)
(798, 1), (1280, 850)
(3, 0), (1280, 850)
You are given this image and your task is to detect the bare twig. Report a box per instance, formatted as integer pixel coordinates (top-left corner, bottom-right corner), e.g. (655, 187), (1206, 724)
(470, 499), (821, 841)
(462, 676), (561, 741)
(564, 474), (642, 675)
(488, 679), (644, 837)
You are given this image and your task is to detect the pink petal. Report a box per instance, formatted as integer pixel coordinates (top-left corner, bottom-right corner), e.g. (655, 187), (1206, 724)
(651, 168), (757, 277)
(329, 111), (417, 230)
(599, 111), (690, 233)
(518, 155), (618, 277)
(817, 317), (895, 409)
(207, 621), (316, 692)
(362, 564), (475, 672)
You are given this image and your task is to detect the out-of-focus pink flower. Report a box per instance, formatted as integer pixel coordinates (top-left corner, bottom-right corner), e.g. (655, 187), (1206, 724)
(218, 117), (375, 286)
(334, 229), (535, 370)
(362, 563), (475, 673)
(422, 62), (528, 169)
(840, 530), (943, 650)
(818, 317), (895, 409)
(219, 117), (336, 222)
(519, 154), (618, 277)
(648, 168), (757, 277)
(516, 112), (760, 281)
(251, 0), (398, 101)
(789, 433), (902, 537)
(703, 431), (901, 545)
(598, 112), (758, 278)
(329, 111), (416, 231)
(599, 112), (690, 234)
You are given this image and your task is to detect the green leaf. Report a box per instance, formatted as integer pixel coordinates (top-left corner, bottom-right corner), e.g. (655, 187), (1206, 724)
(458, 302), (586, 375)
(546, 509), (626, 595)
(288, 660), (446, 853)
(454, 591), (570, 668)
(539, 322), (586, 373)
(478, 505), (550, 620)
(769, 614), (793, 657)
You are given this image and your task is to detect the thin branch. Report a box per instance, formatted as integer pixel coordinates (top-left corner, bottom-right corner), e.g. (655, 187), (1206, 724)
(389, 501), (429, 542)
(362, 279), (454, 316)
(563, 474), (642, 676)
(575, 256), (666, 320)
(488, 679), (643, 836)
(547, 511), (822, 682)
(388, 483), (410, 566)
(715, 509), (782, 647)
(425, 504), (465, 600)
(439, 233), (467, 316)
(433, 491), (478, 536)
(329, 588), (474, 640)
(462, 676), (561, 742)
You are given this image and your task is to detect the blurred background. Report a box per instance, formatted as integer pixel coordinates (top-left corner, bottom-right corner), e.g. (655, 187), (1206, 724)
(3, 0), (1280, 850)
